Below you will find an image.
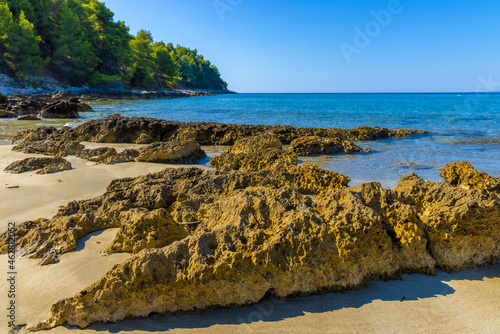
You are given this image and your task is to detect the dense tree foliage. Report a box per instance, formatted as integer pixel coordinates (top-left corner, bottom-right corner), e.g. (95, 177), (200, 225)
(0, 0), (228, 90)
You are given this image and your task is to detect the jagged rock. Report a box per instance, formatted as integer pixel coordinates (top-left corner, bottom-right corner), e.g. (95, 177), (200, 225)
(17, 114), (41, 121)
(0, 92), (8, 104)
(439, 161), (500, 193)
(394, 173), (500, 273)
(210, 148), (298, 172)
(68, 97), (79, 103)
(76, 147), (117, 162)
(0, 109), (16, 118)
(40, 101), (79, 119)
(136, 139), (206, 164)
(52, 91), (73, 99)
(105, 208), (190, 254)
(12, 140), (84, 156)
(76, 147), (139, 164)
(4, 157), (72, 175)
(12, 115), (426, 146)
(3, 162), (497, 332)
(0, 166), (349, 265)
(289, 136), (363, 155)
(77, 103), (93, 112)
(228, 132), (282, 154)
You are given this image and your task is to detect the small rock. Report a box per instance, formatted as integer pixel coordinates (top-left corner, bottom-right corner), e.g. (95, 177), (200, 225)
(17, 114), (41, 121)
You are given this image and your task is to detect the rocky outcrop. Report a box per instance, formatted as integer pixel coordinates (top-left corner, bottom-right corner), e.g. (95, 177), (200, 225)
(439, 161), (500, 194)
(40, 101), (80, 118)
(75, 147), (139, 164)
(289, 136), (363, 155)
(210, 148), (298, 172)
(136, 139), (206, 164)
(3, 157), (72, 174)
(228, 132), (283, 154)
(394, 173), (500, 273)
(12, 140), (84, 156)
(12, 114), (426, 146)
(1, 160), (496, 331)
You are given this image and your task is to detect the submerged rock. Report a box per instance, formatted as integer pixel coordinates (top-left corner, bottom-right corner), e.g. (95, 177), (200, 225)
(210, 148), (298, 172)
(289, 136), (363, 155)
(0, 161), (496, 331)
(4, 157), (72, 175)
(17, 114), (41, 121)
(136, 139), (206, 164)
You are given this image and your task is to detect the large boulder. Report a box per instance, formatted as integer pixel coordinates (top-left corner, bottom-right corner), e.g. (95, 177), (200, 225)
(289, 136), (364, 155)
(4, 157), (72, 175)
(228, 132), (282, 154)
(136, 139), (206, 164)
(210, 148), (298, 172)
(41, 101), (79, 118)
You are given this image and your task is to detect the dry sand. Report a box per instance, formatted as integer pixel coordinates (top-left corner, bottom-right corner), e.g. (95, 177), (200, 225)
(0, 144), (498, 334)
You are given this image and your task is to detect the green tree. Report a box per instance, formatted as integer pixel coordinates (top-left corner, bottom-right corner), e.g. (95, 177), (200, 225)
(50, 1), (97, 84)
(152, 41), (180, 88)
(128, 30), (155, 89)
(3, 7), (46, 75)
(0, 1), (14, 73)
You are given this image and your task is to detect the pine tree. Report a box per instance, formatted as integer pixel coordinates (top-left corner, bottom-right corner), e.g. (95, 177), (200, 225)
(4, 8), (46, 74)
(152, 41), (180, 88)
(51, 1), (97, 84)
(128, 30), (156, 89)
(0, 1), (14, 73)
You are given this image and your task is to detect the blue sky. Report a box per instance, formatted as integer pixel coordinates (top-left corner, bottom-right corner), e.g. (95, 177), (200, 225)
(102, 0), (500, 93)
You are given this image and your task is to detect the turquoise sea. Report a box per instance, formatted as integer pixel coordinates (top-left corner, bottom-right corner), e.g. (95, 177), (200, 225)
(2, 93), (500, 188)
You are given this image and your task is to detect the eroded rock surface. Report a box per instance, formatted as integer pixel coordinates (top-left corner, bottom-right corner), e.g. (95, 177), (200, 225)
(76, 147), (139, 164)
(40, 101), (80, 119)
(12, 140), (84, 156)
(440, 161), (500, 194)
(228, 132), (283, 154)
(289, 136), (363, 155)
(0, 161), (496, 331)
(136, 139), (206, 164)
(210, 148), (298, 172)
(4, 157), (72, 175)
(12, 114), (425, 146)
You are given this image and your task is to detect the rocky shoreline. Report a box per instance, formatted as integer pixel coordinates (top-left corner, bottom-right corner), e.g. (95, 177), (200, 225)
(0, 116), (498, 331)
(0, 87), (235, 121)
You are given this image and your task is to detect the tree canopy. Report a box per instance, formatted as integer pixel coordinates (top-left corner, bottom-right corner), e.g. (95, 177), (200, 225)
(0, 0), (228, 90)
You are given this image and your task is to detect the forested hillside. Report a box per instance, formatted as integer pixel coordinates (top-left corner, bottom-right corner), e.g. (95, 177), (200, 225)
(0, 0), (228, 90)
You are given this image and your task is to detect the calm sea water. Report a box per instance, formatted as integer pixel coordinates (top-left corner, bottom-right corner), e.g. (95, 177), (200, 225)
(2, 93), (499, 188)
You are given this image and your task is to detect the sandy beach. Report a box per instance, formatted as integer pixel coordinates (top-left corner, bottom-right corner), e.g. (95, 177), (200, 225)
(0, 143), (498, 334)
